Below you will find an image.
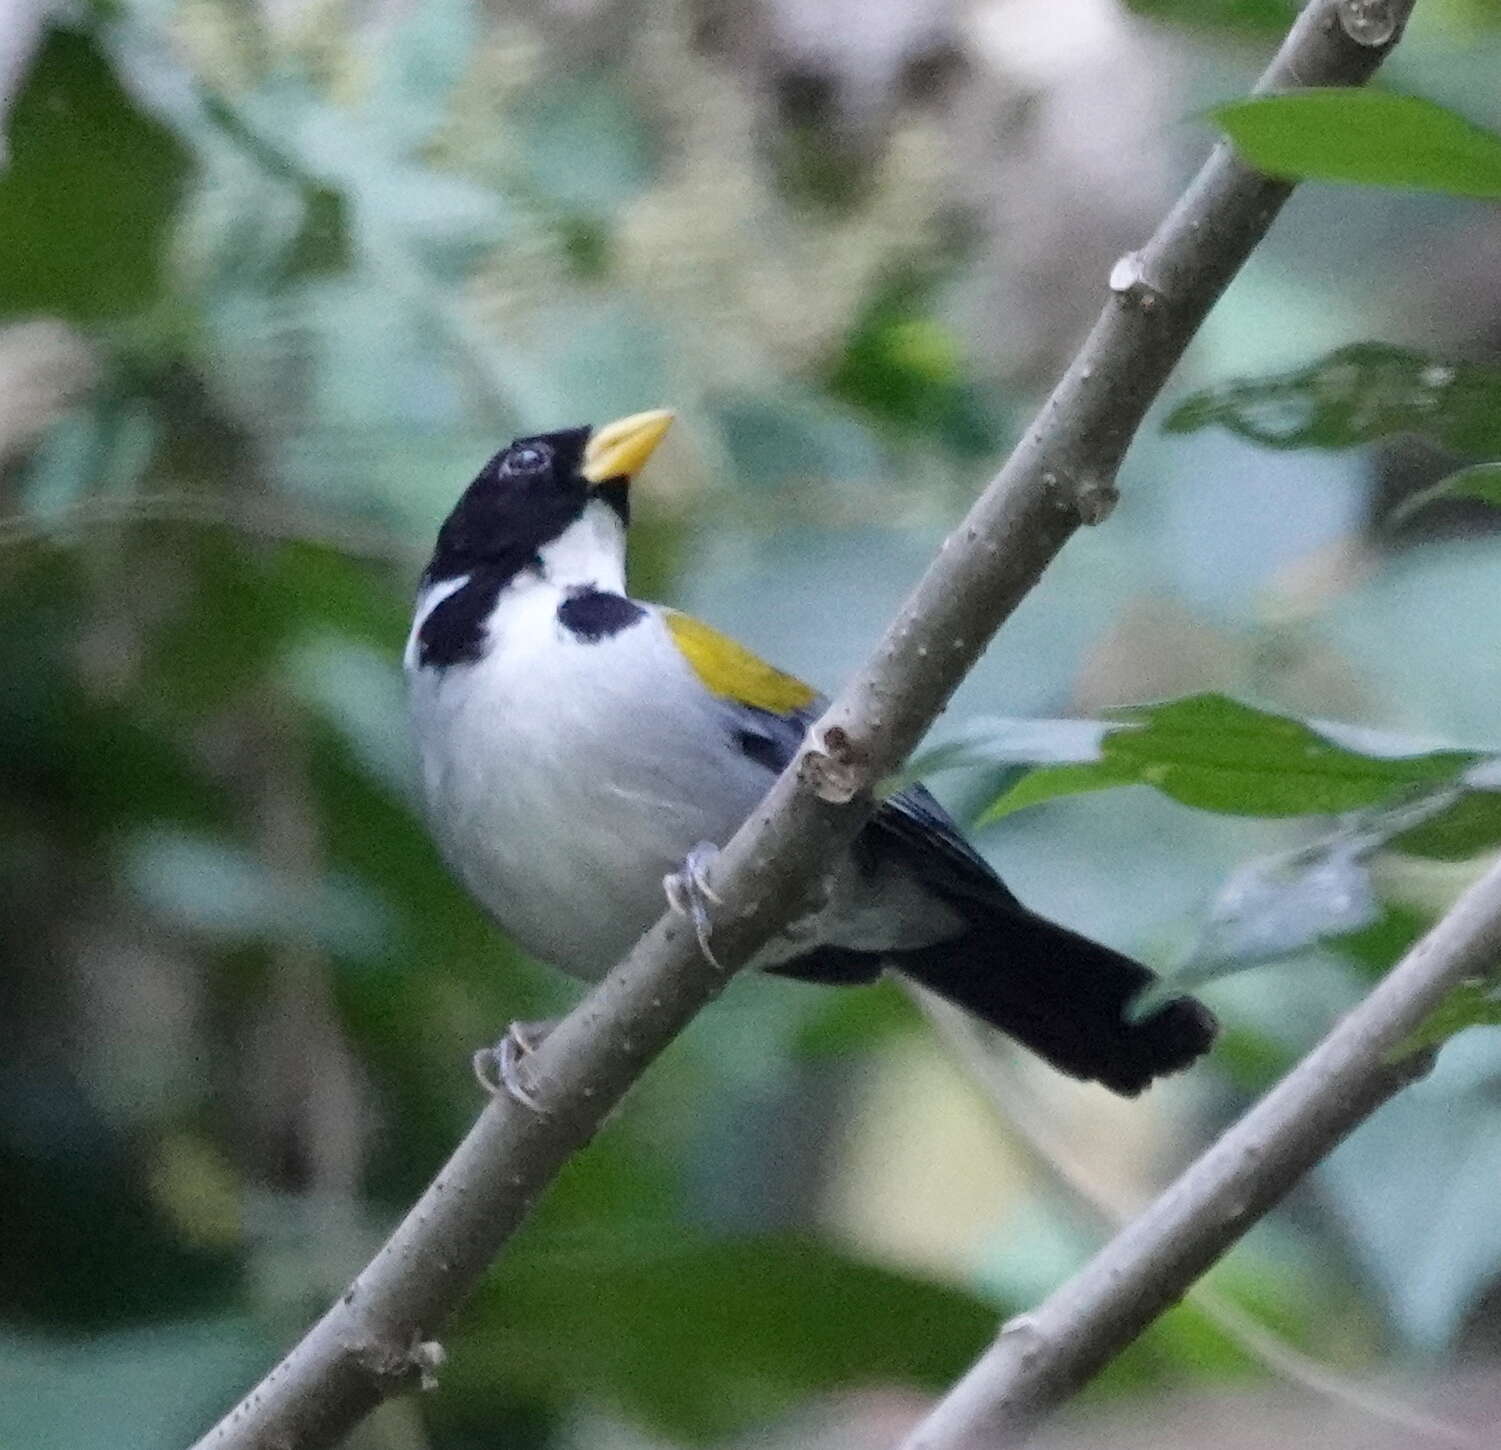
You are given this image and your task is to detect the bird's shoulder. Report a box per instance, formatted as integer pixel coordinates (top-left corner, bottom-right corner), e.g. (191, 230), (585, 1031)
(660, 608), (820, 716)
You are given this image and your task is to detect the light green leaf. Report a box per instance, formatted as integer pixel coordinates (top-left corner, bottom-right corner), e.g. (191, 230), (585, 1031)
(1164, 344), (1501, 454)
(1399, 982), (1501, 1057)
(1214, 90), (1501, 198)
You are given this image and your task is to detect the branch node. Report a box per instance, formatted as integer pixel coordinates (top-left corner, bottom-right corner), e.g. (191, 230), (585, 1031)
(1044, 467), (1119, 526)
(348, 1330), (447, 1395)
(799, 725), (871, 804)
(1107, 250), (1164, 310)
(1337, 0), (1398, 45)
(996, 1312), (1049, 1364)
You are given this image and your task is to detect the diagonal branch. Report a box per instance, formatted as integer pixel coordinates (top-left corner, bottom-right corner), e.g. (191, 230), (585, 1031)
(912, 989), (1487, 1450)
(901, 854), (1501, 1450)
(189, 3), (1416, 1446)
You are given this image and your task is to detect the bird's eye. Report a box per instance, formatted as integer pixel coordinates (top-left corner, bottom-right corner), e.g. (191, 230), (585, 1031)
(504, 442), (550, 476)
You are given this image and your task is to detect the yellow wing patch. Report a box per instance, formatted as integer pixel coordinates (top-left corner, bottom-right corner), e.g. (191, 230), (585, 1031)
(664, 611), (817, 715)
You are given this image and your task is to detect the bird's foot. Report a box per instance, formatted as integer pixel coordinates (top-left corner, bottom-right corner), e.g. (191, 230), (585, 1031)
(473, 1018), (557, 1114)
(664, 840), (724, 968)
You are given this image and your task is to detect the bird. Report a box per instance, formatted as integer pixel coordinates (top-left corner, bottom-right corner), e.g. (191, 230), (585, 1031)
(404, 410), (1216, 1102)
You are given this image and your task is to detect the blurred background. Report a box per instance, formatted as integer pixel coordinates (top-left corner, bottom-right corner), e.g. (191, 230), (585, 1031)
(5, 0), (1501, 1446)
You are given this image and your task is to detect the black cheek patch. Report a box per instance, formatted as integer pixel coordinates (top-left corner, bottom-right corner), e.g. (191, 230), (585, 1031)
(557, 587), (646, 643)
(418, 570), (509, 668)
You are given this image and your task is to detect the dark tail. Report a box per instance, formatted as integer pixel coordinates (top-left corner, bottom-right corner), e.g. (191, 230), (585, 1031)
(898, 907), (1216, 1096)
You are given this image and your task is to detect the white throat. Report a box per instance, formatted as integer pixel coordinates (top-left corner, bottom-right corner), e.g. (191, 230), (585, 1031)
(534, 500), (627, 594)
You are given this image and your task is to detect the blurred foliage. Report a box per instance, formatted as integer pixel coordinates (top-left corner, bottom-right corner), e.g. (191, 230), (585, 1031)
(4, 3), (1501, 1449)
(450, 1232), (998, 1440)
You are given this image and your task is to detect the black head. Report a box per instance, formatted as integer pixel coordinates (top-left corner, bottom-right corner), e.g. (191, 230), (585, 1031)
(422, 410), (673, 586)
(425, 426), (591, 585)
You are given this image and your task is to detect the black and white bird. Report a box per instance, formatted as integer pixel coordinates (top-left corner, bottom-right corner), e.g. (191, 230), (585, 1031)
(405, 410), (1215, 1099)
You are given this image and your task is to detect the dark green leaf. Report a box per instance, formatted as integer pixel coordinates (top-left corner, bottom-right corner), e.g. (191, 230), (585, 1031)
(1164, 344), (1501, 454)
(282, 185), (353, 281)
(1391, 788), (1501, 860)
(1124, 0), (1293, 32)
(0, 25), (190, 320)
(792, 976), (921, 1057)
(453, 1232), (997, 1442)
(1214, 90), (1501, 198)
(1335, 902), (1429, 973)
(1389, 462), (1501, 528)
(984, 695), (1477, 823)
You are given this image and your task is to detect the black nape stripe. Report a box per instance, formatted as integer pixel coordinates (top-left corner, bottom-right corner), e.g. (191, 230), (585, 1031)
(557, 587), (646, 643)
(418, 566), (517, 669)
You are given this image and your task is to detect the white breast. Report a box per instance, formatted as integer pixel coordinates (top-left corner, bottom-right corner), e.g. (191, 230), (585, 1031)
(406, 579), (772, 980)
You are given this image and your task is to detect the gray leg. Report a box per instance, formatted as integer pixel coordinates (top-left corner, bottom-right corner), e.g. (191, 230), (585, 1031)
(664, 840), (724, 968)
(473, 1018), (558, 1113)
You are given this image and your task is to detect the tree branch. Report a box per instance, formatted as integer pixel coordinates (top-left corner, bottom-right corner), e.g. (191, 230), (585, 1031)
(902, 854), (1501, 1450)
(189, 4), (1416, 1446)
(911, 990), (1488, 1450)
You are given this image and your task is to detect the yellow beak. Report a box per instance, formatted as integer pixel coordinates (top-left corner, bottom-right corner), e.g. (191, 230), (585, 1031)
(580, 409), (674, 485)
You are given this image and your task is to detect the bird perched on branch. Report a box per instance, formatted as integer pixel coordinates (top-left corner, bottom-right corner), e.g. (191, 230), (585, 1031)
(405, 410), (1215, 1102)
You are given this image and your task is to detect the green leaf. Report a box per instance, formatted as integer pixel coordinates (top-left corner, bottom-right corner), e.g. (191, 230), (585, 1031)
(1164, 344), (1501, 455)
(453, 1232), (997, 1442)
(1398, 982), (1501, 1057)
(1335, 902), (1430, 978)
(983, 694), (1478, 823)
(1391, 788), (1501, 861)
(1214, 90), (1501, 198)
(1389, 462), (1501, 528)
(0, 25), (190, 320)
(980, 760), (1136, 822)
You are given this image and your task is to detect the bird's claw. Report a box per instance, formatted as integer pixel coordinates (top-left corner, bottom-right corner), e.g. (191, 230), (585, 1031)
(664, 840), (724, 968)
(473, 1018), (555, 1114)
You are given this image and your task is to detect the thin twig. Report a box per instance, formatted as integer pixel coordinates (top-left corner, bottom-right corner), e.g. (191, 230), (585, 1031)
(912, 989), (1486, 1450)
(901, 850), (1501, 1450)
(188, 4), (1415, 1445)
